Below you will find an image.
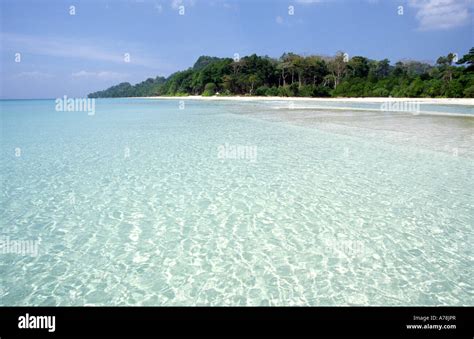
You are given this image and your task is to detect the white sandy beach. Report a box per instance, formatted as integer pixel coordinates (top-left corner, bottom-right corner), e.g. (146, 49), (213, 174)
(140, 95), (474, 106)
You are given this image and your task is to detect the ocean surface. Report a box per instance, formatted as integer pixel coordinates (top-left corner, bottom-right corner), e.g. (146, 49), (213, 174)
(1, 98), (473, 306)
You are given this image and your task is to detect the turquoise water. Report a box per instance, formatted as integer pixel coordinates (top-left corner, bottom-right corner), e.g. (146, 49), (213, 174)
(1, 98), (473, 306)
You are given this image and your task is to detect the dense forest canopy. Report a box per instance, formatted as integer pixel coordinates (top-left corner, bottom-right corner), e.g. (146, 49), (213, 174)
(88, 48), (474, 98)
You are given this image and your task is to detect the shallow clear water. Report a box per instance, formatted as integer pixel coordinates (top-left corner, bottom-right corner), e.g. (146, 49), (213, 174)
(266, 99), (474, 116)
(1, 98), (473, 306)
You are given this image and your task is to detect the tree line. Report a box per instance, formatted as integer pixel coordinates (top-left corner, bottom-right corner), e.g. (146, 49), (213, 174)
(88, 48), (474, 98)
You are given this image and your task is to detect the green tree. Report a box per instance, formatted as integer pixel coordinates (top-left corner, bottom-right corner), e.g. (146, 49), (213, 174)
(456, 47), (474, 72)
(347, 56), (369, 78)
(327, 52), (347, 89)
(202, 82), (217, 96)
(90, 51), (474, 99)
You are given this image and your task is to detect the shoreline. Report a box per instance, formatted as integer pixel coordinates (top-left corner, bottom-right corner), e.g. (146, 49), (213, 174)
(135, 95), (474, 106)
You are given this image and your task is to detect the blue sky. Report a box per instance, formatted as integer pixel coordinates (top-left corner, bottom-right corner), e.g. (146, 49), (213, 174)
(1, 0), (472, 98)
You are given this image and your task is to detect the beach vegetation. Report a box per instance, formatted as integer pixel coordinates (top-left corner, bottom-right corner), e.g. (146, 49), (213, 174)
(89, 49), (474, 99)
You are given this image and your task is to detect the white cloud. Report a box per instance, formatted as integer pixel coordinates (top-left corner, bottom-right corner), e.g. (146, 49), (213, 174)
(408, 0), (472, 31)
(276, 16), (284, 25)
(171, 0), (195, 9)
(0, 32), (167, 70)
(71, 70), (128, 80)
(222, 2), (234, 9)
(295, 0), (328, 4)
(155, 3), (163, 13)
(171, 0), (181, 9)
(209, 0), (238, 10)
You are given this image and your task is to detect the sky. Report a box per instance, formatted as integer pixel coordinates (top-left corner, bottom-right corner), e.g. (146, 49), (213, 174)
(0, 0), (472, 99)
